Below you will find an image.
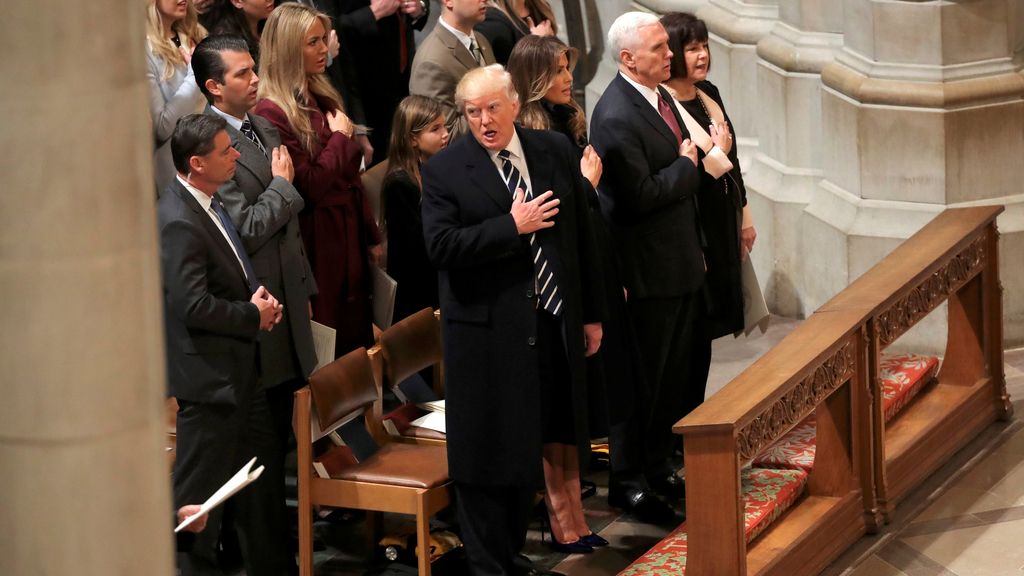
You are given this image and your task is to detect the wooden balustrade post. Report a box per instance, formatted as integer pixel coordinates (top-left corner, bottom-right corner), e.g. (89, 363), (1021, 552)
(683, 432), (746, 575)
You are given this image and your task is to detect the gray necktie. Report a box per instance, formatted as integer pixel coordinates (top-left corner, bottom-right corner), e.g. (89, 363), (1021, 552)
(469, 38), (484, 66)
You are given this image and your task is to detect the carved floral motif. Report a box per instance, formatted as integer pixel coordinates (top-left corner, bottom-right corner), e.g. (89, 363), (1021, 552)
(874, 238), (986, 346)
(737, 342), (855, 461)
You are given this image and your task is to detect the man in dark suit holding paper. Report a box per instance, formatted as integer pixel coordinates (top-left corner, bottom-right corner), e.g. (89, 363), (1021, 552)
(421, 64), (604, 575)
(159, 113), (289, 576)
(589, 11), (702, 520)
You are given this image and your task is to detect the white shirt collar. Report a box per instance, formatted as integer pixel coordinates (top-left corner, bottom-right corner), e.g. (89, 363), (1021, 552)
(619, 71), (661, 111)
(438, 15), (476, 52)
(177, 175), (214, 211)
(489, 129), (525, 166)
(210, 105), (249, 132)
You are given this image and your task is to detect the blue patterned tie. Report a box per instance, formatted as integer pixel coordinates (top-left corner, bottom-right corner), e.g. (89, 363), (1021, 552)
(240, 118), (267, 157)
(211, 195), (260, 293)
(498, 149), (562, 316)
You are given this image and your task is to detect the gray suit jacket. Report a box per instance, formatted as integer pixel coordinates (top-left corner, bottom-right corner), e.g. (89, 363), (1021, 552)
(409, 23), (495, 141)
(210, 106), (320, 388)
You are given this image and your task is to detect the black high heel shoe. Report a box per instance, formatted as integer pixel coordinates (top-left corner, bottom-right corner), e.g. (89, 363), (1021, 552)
(548, 539), (594, 554)
(580, 532), (609, 547)
(538, 508), (596, 554)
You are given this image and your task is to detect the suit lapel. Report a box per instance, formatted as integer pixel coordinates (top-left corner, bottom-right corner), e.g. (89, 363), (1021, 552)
(229, 122), (274, 188)
(437, 25), (479, 72)
(464, 138), (512, 212)
(615, 75), (682, 150)
(174, 180), (250, 291)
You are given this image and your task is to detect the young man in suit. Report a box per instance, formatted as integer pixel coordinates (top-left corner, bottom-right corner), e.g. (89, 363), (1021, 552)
(159, 113), (287, 576)
(589, 11), (701, 523)
(409, 0), (494, 140)
(191, 33), (320, 570)
(421, 64), (604, 575)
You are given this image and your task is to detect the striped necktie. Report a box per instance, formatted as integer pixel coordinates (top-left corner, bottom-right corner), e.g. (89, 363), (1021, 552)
(240, 118), (267, 157)
(498, 149), (562, 316)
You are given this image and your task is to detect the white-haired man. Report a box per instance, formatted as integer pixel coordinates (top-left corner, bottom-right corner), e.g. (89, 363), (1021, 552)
(422, 64), (604, 575)
(589, 11), (701, 523)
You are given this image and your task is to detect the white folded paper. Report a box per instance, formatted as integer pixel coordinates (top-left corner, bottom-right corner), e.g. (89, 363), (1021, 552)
(410, 411), (446, 434)
(174, 457), (264, 533)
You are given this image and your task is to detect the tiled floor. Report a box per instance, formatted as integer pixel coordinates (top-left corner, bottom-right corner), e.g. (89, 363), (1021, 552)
(822, 347), (1024, 576)
(309, 320), (1024, 576)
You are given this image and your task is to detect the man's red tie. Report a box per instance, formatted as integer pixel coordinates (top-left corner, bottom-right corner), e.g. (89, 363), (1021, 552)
(658, 94), (683, 146)
(398, 15), (409, 73)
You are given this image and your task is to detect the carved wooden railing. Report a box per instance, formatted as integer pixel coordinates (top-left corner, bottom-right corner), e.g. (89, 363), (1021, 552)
(819, 205), (1009, 519)
(676, 206), (1006, 575)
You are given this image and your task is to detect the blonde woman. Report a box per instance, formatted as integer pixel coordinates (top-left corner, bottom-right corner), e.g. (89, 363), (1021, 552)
(382, 95), (449, 322)
(146, 0), (207, 193)
(254, 3), (381, 357)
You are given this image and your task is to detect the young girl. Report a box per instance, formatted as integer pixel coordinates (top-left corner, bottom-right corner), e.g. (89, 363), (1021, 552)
(382, 95), (449, 322)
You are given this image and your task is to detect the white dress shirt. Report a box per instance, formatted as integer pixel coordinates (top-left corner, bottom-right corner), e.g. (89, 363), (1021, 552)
(619, 71), (661, 113)
(489, 130), (533, 197)
(177, 175), (251, 283)
(438, 15), (477, 53)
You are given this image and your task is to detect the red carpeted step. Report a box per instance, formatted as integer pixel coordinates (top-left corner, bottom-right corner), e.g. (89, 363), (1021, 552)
(619, 467), (809, 575)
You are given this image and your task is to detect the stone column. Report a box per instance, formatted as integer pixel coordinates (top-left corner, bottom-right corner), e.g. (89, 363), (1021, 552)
(803, 0), (1024, 349)
(743, 0), (843, 316)
(695, 0), (780, 151)
(0, 1), (176, 575)
(583, 0), (636, 119)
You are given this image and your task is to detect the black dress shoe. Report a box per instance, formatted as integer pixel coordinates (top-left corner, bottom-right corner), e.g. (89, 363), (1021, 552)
(647, 472), (686, 500)
(608, 485), (679, 525)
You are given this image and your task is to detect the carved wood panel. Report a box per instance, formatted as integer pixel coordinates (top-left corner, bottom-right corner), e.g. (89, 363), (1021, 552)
(737, 341), (856, 461)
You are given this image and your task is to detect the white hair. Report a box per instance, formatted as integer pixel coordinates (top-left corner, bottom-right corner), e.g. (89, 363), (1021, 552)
(607, 11), (661, 63)
(455, 64), (519, 110)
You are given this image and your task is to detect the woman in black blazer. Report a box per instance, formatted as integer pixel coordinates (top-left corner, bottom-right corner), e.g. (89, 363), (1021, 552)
(508, 35), (620, 554)
(662, 12), (758, 397)
(382, 95), (450, 321)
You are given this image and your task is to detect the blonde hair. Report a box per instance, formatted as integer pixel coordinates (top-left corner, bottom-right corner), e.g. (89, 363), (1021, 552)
(386, 95), (446, 187)
(146, 0), (207, 81)
(507, 35), (586, 146)
(455, 64), (519, 111)
(257, 3), (344, 155)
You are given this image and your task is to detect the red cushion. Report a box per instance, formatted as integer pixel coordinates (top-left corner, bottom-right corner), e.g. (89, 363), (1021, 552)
(620, 467), (809, 575)
(742, 467), (809, 541)
(752, 415), (816, 472)
(881, 353), (939, 422)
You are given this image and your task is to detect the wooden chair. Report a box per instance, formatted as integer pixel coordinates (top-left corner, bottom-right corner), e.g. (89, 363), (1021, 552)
(362, 159), (390, 230)
(294, 347), (451, 576)
(376, 308), (446, 446)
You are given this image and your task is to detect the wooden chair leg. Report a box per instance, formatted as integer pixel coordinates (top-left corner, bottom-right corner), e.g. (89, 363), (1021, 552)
(416, 493), (432, 576)
(298, 492), (314, 576)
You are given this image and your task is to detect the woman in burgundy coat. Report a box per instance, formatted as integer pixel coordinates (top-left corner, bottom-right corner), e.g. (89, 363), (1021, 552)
(254, 3), (381, 356)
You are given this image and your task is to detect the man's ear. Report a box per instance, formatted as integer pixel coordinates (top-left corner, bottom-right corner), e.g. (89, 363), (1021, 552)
(205, 78), (222, 101)
(619, 49), (634, 70)
(189, 154), (205, 176)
